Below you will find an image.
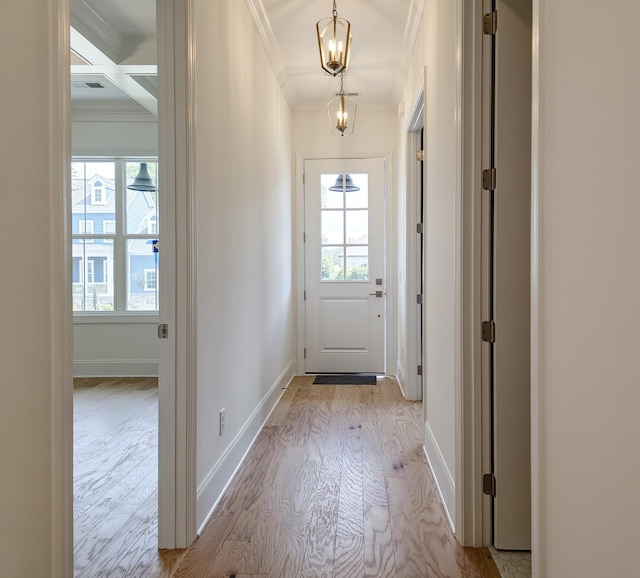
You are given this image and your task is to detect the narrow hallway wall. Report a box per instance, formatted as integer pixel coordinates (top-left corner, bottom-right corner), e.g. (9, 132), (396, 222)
(192, 0), (295, 529)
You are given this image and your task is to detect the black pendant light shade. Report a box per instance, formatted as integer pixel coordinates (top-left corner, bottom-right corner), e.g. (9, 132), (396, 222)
(127, 162), (157, 191)
(329, 173), (360, 192)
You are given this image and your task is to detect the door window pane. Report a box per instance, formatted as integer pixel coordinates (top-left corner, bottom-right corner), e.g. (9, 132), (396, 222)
(319, 173), (370, 281)
(320, 174), (344, 208)
(345, 174), (368, 208)
(321, 246), (344, 280)
(346, 210), (368, 244)
(346, 246), (368, 279)
(321, 211), (344, 244)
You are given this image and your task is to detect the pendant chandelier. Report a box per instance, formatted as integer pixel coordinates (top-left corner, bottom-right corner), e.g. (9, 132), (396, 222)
(327, 75), (357, 136)
(316, 0), (352, 76)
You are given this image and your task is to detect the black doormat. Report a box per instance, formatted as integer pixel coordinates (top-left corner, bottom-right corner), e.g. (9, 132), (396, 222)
(313, 374), (377, 385)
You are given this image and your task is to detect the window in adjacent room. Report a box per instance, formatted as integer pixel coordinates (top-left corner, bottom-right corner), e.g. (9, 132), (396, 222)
(71, 159), (159, 313)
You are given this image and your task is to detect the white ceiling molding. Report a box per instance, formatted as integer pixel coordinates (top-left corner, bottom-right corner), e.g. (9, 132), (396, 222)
(71, 100), (158, 122)
(71, 0), (124, 64)
(400, 0), (425, 77)
(71, 64), (158, 76)
(245, 0), (291, 105)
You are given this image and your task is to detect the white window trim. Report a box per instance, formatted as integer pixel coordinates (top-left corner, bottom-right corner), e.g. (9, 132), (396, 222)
(78, 220), (94, 234)
(103, 220), (116, 234)
(86, 260), (94, 284)
(91, 183), (106, 205)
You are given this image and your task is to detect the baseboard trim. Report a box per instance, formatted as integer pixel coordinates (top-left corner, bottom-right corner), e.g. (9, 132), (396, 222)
(424, 422), (456, 531)
(195, 359), (296, 532)
(396, 360), (407, 398)
(73, 359), (158, 377)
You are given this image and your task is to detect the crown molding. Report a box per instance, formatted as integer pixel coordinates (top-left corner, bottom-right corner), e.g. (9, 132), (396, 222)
(70, 0), (124, 63)
(71, 100), (157, 122)
(396, 0), (425, 101)
(245, 0), (291, 106)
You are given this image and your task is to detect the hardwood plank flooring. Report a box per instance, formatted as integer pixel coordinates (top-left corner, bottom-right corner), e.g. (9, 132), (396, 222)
(174, 376), (500, 577)
(73, 377), (186, 577)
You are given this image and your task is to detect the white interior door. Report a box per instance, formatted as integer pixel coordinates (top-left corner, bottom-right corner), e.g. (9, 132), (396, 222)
(490, 0), (532, 550)
(304, 158), (385, 373)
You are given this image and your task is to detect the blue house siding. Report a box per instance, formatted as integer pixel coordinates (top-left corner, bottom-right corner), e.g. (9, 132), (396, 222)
(129, 254), (158, 291)
(72, 257), (81, 283)
(71, 212), (116, 235)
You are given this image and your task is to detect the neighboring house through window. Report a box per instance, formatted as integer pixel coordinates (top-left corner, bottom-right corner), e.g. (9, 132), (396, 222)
(92, 181), (105, 205)
(72, 159), (159, 313)
(144, 269), (157, 291)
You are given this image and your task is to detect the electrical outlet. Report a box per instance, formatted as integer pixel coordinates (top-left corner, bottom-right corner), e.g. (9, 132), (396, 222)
(219, 408), (225, 436)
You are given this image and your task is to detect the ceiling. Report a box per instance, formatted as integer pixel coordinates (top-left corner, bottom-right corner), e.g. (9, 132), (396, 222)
(70, 0), (423, 116)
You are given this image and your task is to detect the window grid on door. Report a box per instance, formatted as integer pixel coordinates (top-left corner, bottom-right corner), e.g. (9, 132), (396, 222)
(320, 173), (369, 281)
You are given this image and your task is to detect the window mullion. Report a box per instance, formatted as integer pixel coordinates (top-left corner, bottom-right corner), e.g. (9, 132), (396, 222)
(115, 160), (126, 311)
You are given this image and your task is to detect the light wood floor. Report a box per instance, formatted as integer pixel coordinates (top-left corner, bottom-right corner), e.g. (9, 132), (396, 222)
(173, 375), (500, 578)
(73, 377), (185, 577)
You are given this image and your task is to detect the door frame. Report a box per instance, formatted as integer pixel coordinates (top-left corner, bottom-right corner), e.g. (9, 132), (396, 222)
(58, 0), (197, 558)
(457, 0), (534, 550)
(295, 153), (396, 376)
(455, 0), (493, 547)
(403, 89), (425, 402)
(156, 0), (197, 549)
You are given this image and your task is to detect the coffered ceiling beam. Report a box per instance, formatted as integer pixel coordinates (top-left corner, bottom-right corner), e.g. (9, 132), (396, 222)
(70, 27), (158, 116)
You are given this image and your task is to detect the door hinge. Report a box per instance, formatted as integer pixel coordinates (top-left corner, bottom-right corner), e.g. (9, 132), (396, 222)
(416, 149), (425, 162)
(481, 320), (496, 343)
(304, 348), (307, 359)
(482, 168), (497, 191)
(483, 11), (497, 35)
(417, 365), (423, 376)
(416, 294), (423, 305)
(157, 324), (169, 339)
(483, 473), (496, 496)
(304, 290), (306, 301)
(417, 223), (424, 234)
(303, 173), (305, 185)
(303, 232), (306, 242)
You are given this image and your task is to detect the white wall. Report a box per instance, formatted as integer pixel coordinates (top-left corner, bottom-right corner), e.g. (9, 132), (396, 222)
(72, 111), (159, 376)
(73, 319), (159, 376)
(193, 0), (295, 529)
(72, 111), (157, 157)
(398, 0), (461, 521)
(292, 109), (398, 159)
(533, 1), (640, 575)
(292, 109), (399, 375)
(0, 0), (72, 575)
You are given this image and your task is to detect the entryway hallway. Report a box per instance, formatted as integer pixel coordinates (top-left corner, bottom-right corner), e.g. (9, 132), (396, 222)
(173, 376), (499, 577)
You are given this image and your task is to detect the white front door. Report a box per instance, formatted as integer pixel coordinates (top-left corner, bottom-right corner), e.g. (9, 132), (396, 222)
(304, 158), (385, 373)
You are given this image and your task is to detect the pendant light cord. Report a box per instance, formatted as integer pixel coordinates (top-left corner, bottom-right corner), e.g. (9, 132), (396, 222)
(332, 0), (338, 18)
